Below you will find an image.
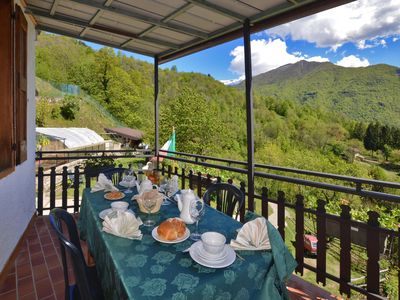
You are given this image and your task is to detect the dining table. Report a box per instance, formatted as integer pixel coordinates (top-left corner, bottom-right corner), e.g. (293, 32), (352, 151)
(79, 187), (296, 300)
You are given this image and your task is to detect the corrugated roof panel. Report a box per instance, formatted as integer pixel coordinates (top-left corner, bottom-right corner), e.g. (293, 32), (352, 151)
(85, 29), (129, 45)
(240, 0), (286, 12)
(37, 17), (83, 33)
(100, 11), (150, 31)
(29, 0), (52, 10)
(116, 0), (183, 18)
(208, 0), (261, 16)
(175, 6), (235, 31)
(147, 28), (195, 44)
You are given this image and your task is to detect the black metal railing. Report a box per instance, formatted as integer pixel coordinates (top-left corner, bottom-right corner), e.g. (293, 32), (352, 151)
(35, 149), (400, 299)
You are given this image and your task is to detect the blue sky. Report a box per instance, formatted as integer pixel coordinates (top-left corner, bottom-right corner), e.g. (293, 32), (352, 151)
(86, 0), (400, 84)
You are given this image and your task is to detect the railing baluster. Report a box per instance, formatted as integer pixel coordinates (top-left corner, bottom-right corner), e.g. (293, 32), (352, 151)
(197, 172), (202, 197)
(189, 170), (193, 189)
(261, 187), (269, 219)
(316, 199), (326, 286)
(161, 164), (165, 176)
(168, 165), (172, 178)
(340, 205), (351, 297)
(277, 191), (285, 240)
(174, 166), (178, 176)
(85, 167), (91, 188)
(206, 174), (211, 189)
(62, 166), (68, 210)
(74, 166), (80, 213)
(240, 181), (246, 223)
(50, 167), (56, 210)
(217, 176), (221, 183)
(366, 211), (380, 299)
(37, 167), (44, 216)
(181, 168), (185, 189)
(295, 194), (304, 275)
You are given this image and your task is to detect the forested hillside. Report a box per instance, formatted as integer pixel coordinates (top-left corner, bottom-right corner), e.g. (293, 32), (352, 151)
(243, 60), (400, 127)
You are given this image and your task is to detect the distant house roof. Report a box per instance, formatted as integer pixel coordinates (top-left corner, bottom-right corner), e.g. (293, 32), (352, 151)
(104, 127), (144, 141)
(36, 127), (104, 149)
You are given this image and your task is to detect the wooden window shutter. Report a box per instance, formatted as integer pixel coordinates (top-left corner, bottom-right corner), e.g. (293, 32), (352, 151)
(0, 0), (14, 177)
(15, 5), (28, 164)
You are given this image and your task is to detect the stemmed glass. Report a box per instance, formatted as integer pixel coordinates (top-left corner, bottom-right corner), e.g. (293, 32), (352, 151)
(123, 169), (135, 194)
(189, 198), (205, 241)
(159, 177), (171, 206)
(143, 197), (157, 226)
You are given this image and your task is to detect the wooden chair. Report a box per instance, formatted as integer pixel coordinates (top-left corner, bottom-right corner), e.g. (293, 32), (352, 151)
(203, 183), (245, 220)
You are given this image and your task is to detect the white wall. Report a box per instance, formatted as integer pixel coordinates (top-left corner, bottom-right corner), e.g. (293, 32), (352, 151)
(0, 6), (36, 272)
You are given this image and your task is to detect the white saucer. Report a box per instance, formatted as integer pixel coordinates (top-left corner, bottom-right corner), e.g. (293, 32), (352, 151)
(98, 208), (135, 220)
(189, 241), (236, 268)
(197, 244), (228, 261)
(152, 227), (190, 244)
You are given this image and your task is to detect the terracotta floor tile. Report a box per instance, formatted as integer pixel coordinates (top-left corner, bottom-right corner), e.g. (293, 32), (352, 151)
(0, 289), (17, 300)
(32, 264), (48, 281)
(31, 253), (45, 267)
(28, 243), (42, 255)
(16, 253), (30, 266)
(42, 294), (56, 300)
(0, 274), (16, 294)
(20, 292), (36, 300)
(16, 263), (33, 279)
(48, 267), (64, 284)
(17, 276), (34, 297)
(35, 278), (53, 299)
(53, 281), (65, 300)
(44, 255), (60, 269)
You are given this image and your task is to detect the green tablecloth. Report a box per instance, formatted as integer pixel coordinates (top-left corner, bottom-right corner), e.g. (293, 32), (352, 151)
(79, 188), (295, 299)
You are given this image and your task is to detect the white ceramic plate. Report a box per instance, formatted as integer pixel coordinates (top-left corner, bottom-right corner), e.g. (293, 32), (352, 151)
(98, 208), (135, 220)
(189, 241), (236, 268)
(197, 243), (228, 261)
(151, 227), (190, 244)
(104, 191), (125, 201)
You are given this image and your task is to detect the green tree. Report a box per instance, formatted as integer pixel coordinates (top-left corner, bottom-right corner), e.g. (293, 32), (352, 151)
(350, 121), (366, 140)
(364, 123), (380, 155)
(160, 87), (221, 155)
(60, 95), (80, 120)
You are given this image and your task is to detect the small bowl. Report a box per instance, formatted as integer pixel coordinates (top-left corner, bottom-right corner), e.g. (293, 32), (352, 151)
(201, 232), (226, 255)
(111, 201), (129, 212)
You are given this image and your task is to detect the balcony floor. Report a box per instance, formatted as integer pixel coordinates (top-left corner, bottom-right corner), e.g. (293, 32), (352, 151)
(0, 216), (341, 300)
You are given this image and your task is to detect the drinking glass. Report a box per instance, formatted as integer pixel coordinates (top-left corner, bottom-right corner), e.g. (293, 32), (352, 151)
(123, 170), (135, 194)
(143, 197), (157, 226)
(189, 198), (205, 241)
(159, 177), (171, 206)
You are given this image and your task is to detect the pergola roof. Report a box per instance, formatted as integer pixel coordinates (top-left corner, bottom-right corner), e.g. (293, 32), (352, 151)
(24, 0), (354, 63)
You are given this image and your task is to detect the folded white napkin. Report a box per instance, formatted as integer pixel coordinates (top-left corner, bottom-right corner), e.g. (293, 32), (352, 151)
(230, 217), (271, 251)
(102, 211), (143, 240)
(91, 173), (119, 193)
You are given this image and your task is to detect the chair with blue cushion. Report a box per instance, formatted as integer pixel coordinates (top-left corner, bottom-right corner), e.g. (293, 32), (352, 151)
(49, 208), (104, 300)
(203, 183), (245, 220)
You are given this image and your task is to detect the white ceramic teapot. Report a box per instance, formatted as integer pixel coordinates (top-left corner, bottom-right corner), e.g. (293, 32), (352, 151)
(175, 189), (196, 224)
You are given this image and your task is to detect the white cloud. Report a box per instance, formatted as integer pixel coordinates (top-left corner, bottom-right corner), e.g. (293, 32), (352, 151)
(393, 37), (399, 42)
(267, 0), (400, 50)
(219, 76), (245, 86)
(228, 38), (329, 78)
(336, 55), (370, 67)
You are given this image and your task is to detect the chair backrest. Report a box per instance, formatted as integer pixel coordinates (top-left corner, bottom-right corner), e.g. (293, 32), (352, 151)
(103, 167), (136, 185)
(49, 209), (93, 300)
(203, 183), (245, 220)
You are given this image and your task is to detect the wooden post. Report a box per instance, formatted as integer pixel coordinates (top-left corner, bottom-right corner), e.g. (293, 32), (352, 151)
(316, 199), (327, 285)
(366, 211), (380, 299)
(339, 205), (351, 297)
(62, 166), (68, 210)
(50, 167), (56, 210)
(73, 166), (80, 213)
(277, 191), (286, 240)
(154, 56), (160, 169)
(37, 167), (44, 216)
(243, 18), (255, 212)
(295, 194), (304, 275)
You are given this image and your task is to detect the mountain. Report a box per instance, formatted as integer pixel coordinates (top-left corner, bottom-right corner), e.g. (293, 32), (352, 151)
(241, 60), (400, 126)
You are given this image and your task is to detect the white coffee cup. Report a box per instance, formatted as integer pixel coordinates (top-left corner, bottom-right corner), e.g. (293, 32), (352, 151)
(111, 201), (129, 212)
(201, 232), (226, 255)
